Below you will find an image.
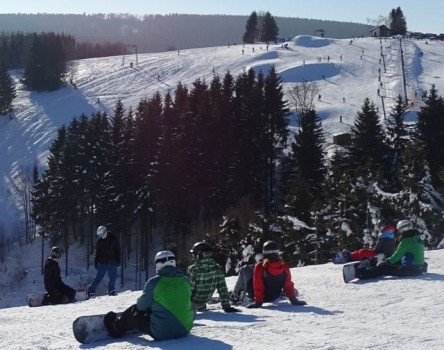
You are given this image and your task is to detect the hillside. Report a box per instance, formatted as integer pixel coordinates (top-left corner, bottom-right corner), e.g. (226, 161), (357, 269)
(2, 35), (444, 239)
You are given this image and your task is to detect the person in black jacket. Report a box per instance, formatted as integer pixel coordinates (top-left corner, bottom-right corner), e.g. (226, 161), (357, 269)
(87, 226), (120, 298)
(42, 246), (76, 305)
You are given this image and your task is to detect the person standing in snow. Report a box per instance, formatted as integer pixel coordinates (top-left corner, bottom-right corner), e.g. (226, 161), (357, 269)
(103, 251), (194, 340)
(42, 246), (76, 305)
(356, 219), (427, 279)
(87, 226), (120, 298)
(247, 240), (306, 308)
(332, 219), (396, 264)
(187, 241), (240, 312)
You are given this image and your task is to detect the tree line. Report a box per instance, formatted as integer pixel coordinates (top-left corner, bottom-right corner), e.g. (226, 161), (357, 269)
(30, 66), (444, 280)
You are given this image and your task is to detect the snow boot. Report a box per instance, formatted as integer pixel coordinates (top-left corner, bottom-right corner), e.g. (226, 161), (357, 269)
(103, 312), (123, 338)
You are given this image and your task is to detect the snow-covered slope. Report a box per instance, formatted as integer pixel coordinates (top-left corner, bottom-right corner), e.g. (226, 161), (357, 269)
(0, 244), (442, 349)
(2, 36), (443, 233)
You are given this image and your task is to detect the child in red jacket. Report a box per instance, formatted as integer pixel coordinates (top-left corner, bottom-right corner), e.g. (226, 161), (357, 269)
(247, 241), (306, 308)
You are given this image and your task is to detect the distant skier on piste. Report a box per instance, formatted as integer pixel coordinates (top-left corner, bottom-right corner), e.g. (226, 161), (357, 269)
(103, 250), (194, 340)
(42, 246), (76, 305)
(247, 240), (306, 308)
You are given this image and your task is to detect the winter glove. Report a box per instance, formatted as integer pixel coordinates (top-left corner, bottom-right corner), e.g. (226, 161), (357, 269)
(246, 301), (263, 309)
(223, 306), (241, 313)
(289, 297), (307, 306)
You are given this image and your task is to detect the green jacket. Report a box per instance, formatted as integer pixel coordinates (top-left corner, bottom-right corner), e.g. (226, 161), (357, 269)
(136, 265), (193, 340)
(187, 257), (230, 309)
(388, 232), (424, 269)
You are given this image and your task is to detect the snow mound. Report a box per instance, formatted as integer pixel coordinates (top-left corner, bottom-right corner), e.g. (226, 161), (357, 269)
(293, 35), (332, 48)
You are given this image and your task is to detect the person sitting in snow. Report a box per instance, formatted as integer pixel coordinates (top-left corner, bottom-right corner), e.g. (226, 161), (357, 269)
(356, 219), (427, 279)
(42, 246), (76, 305)
(247, 240), (306, 308)
(187, 241), (240, 312)
(229, 248), (264, 305)
(103, 250), (194, 340)
(332, 219), (396, 264)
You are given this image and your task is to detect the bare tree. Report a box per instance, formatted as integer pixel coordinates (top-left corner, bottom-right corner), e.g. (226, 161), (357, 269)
(14, 166), (37, 244)
(287, 81), (320, 118)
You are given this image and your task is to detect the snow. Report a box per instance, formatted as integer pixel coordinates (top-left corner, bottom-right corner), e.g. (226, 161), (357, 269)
(0, 237), (443, 349)
(1, 35), (444, 348)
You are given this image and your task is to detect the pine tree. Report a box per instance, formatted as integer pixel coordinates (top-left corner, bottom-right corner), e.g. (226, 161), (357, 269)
(243, 11), (258, 44)
(0, 60), (16, 115)
(389, 7), (407, 36)
(385, 95), (408, 191)
(415, 85), (444, 187)
(349, 98), (387, 181)
(260, 12), (279, 43)
(285, 109), (326, 219)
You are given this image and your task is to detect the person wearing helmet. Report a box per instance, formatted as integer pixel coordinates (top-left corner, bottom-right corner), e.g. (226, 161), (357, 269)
(42, 246), (76, 305)
(187, 241), (240, 313)
(332, 219), (396, 264)
(87, 225), (121, 298)
(356, 219), (426, 279)
(247, 240), (306, 308)
(103, 251), (194, 340)
(230, 250), (264, 305)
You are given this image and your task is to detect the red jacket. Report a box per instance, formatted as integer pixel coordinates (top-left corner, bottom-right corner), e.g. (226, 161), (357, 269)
(252, 259), (296, 303)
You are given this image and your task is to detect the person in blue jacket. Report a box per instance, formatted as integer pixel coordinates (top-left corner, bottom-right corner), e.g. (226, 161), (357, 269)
(103, 250), (194, 340)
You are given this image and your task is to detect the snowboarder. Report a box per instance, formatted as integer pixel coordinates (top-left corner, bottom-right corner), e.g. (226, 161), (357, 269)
(246, 240), (306, 308)
(42, 246), (76, 305)
(230, 251), (264, 305)
(356, 219), (427, 279)
(332, 219), (396, 264)
(187, 241), (240, 312)
(87, 226), (120, 298)
(103, 251), (194, 340)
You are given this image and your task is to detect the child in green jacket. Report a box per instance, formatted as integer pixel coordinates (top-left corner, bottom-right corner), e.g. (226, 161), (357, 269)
(357, 219), (427, 279)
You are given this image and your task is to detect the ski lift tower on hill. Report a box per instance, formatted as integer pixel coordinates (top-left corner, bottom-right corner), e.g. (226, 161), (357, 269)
(314, 29), (325, 38)
(122, 44), (138, 66)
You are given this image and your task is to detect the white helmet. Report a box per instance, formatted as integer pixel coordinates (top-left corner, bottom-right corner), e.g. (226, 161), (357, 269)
(396, 220), (413, 233)
(155, 251), (176, 272)
(97, 226), (107, 238)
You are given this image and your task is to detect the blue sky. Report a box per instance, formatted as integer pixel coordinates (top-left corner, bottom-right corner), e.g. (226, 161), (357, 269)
(0, 0), (442, 34)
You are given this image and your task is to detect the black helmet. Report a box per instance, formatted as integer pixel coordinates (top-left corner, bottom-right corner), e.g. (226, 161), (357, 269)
(51, 246), (62, 259)
(190, 241), (213, 259)
(262, 240), (280, 255)
(377, 219), (388, 230)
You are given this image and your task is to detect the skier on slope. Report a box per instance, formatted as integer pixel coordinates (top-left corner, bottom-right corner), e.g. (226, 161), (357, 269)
(103, 251), (194, 340)
(246, 240), (306, 308)
(42, 246), (76, 305)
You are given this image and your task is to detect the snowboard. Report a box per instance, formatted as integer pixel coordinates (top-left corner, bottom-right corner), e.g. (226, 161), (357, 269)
(72, 313), (140, 344)
(27, 289), (87, 307)
(343, 261), (361, 283)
